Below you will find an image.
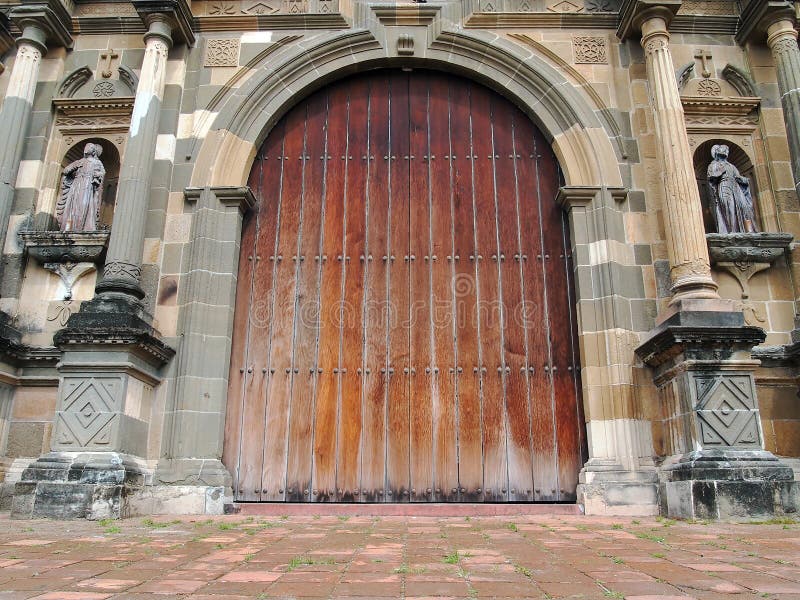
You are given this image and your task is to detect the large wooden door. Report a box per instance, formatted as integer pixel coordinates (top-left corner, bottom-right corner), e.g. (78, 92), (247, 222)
(223, 70), (586, 503)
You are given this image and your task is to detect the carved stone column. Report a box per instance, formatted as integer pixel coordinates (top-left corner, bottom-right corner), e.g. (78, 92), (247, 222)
(11, 1), (193, 520)
(738, 2), (800, 196)
(624, 3), (718, 304)
(0, 1), (71, 276)
(94, 15), (172, 307)
(619, 1), (798, 519)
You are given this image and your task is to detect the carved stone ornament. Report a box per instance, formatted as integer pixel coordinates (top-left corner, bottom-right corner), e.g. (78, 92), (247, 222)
(204, 38), (240, 67)
(18, 231), (110, 300)
(706, 232), (793, 299)
(573, 36), (607, 64)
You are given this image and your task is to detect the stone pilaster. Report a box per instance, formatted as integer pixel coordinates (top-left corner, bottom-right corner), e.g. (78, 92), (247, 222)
(155, 187), (252, 493)
(95, 14), (173, 306)
(559, 186), (660, 516)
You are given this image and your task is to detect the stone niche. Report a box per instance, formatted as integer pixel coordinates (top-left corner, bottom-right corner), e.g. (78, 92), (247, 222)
(16, 62), (133, 341)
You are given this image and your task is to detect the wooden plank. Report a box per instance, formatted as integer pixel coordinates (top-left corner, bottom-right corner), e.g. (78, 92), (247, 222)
(514, 114), (558, 502)
(492, 95), (534, 502)
(223, 148), (261, 500)
(451, 82), (483, 502)
(428, 75), (458, 503)
(236, 126), (285, 502)
(360, 74), (390, 503)
(471, 83), (508, 503)
(386, 70), (411, 502)
(408, 73), (433, 502)
(260, 104), (306, 501)
(312, 83), (347, 502)
(336, 78), (368, 503)
(286, 92), (328, 502)
(538, 140), (582, 501)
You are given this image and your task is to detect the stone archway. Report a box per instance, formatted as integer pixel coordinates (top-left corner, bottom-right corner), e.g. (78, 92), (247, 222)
(162, 28), (655, 515)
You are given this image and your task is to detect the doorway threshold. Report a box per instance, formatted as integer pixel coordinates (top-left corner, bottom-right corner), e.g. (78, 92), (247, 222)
(230, 503), (584, 517)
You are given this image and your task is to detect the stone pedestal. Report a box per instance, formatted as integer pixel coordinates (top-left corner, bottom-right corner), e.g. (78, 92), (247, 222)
(10, 322), (174, 519)
(635, 301), (799, 519)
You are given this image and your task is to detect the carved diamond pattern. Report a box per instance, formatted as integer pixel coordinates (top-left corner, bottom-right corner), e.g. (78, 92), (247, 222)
(55, 377), (122, 448)
(695, 375), (760, 448)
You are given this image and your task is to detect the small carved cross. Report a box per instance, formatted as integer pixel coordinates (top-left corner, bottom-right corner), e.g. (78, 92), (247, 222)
(694, 48), (713, 78)
(99, 49), (119, 78)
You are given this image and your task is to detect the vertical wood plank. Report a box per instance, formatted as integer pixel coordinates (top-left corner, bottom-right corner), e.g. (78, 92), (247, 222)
(361, 74), (390, 503)
(260, 105), (306, 501)
(337, 79), (368, 503)
(408, 73), (433, 502)
(451, 82), (483, 502)
(472, 84), (509, 502)
(428, 74), (459, 503)
(515, 116), (558, 502)
(313, 84), (347, 502)
(538, 140), (582, 501)
(286, 92), (328, 502)
(223, 148), (261, 500)
(386, 70), (411, 502)
(493, 99), (535, 502)
(237, 128), (285, 501)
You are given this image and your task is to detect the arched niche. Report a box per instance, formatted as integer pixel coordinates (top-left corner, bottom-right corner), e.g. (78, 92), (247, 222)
(59, 138), (120, 230)
(693, 139), (758, 234)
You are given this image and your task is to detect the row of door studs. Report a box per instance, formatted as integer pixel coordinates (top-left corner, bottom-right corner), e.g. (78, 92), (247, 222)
(248, 254), (570, 262)
(239, 365), (573, 374)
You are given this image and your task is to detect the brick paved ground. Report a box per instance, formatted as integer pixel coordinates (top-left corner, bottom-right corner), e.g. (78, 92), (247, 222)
(0, 513), (799, 599)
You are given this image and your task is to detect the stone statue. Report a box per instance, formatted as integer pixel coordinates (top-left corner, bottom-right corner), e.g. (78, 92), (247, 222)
(707, 144), (758, 234)
(56, 143), (106, 232)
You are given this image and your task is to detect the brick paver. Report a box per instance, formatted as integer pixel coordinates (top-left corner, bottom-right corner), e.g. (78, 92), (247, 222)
(0, 514), (798, 599)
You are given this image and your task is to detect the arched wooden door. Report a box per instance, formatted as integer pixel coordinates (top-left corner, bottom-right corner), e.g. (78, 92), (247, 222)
(223, 69), (586, 503)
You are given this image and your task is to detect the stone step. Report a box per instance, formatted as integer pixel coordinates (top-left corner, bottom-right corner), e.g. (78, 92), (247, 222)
(232, 503), (583, 517)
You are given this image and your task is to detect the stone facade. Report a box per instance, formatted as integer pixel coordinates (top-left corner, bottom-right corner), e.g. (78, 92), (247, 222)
(0, 0), (798, 519)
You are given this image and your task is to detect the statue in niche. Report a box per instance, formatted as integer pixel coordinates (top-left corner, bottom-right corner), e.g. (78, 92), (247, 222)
(707, 144), (759, 234)
(56, 143), (106, 232)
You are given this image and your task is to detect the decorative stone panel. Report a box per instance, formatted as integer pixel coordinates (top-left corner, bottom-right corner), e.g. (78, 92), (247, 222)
(692, 372), (761, 447)
(573, 36), (607, 64)
(55, 376), (122, 448)
(204, 38), (241, 67)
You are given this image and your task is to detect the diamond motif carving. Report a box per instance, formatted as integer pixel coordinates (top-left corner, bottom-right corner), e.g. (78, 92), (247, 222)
(547, 0), (582, 11)
(55, 376), (123, 448)
(694, 374), (761, 448)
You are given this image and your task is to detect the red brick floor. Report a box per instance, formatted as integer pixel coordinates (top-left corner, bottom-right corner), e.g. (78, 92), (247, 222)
(0, 513), (798, 599)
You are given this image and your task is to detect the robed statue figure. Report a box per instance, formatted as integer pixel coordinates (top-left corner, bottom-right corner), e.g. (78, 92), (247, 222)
(56, 143), (106, 232)
(707, 144), (758, 234)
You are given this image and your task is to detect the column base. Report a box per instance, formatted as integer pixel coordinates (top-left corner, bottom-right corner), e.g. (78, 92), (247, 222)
(10, 451), (147, 520)
(155, 458), (233, 488)
(662, 449), (799, 520)
(577, 459), (660, 516)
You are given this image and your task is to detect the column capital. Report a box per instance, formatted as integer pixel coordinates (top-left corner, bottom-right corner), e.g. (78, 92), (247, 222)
(184, 186), (256, 215)
(132, 0), (194, 46)
(736, 0), (795, 46)
(8, 0), (73, 52)
(617, 0), (681, 41)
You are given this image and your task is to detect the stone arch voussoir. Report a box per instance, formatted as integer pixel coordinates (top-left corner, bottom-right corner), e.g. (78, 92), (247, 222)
(189, 29), (623, 190)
